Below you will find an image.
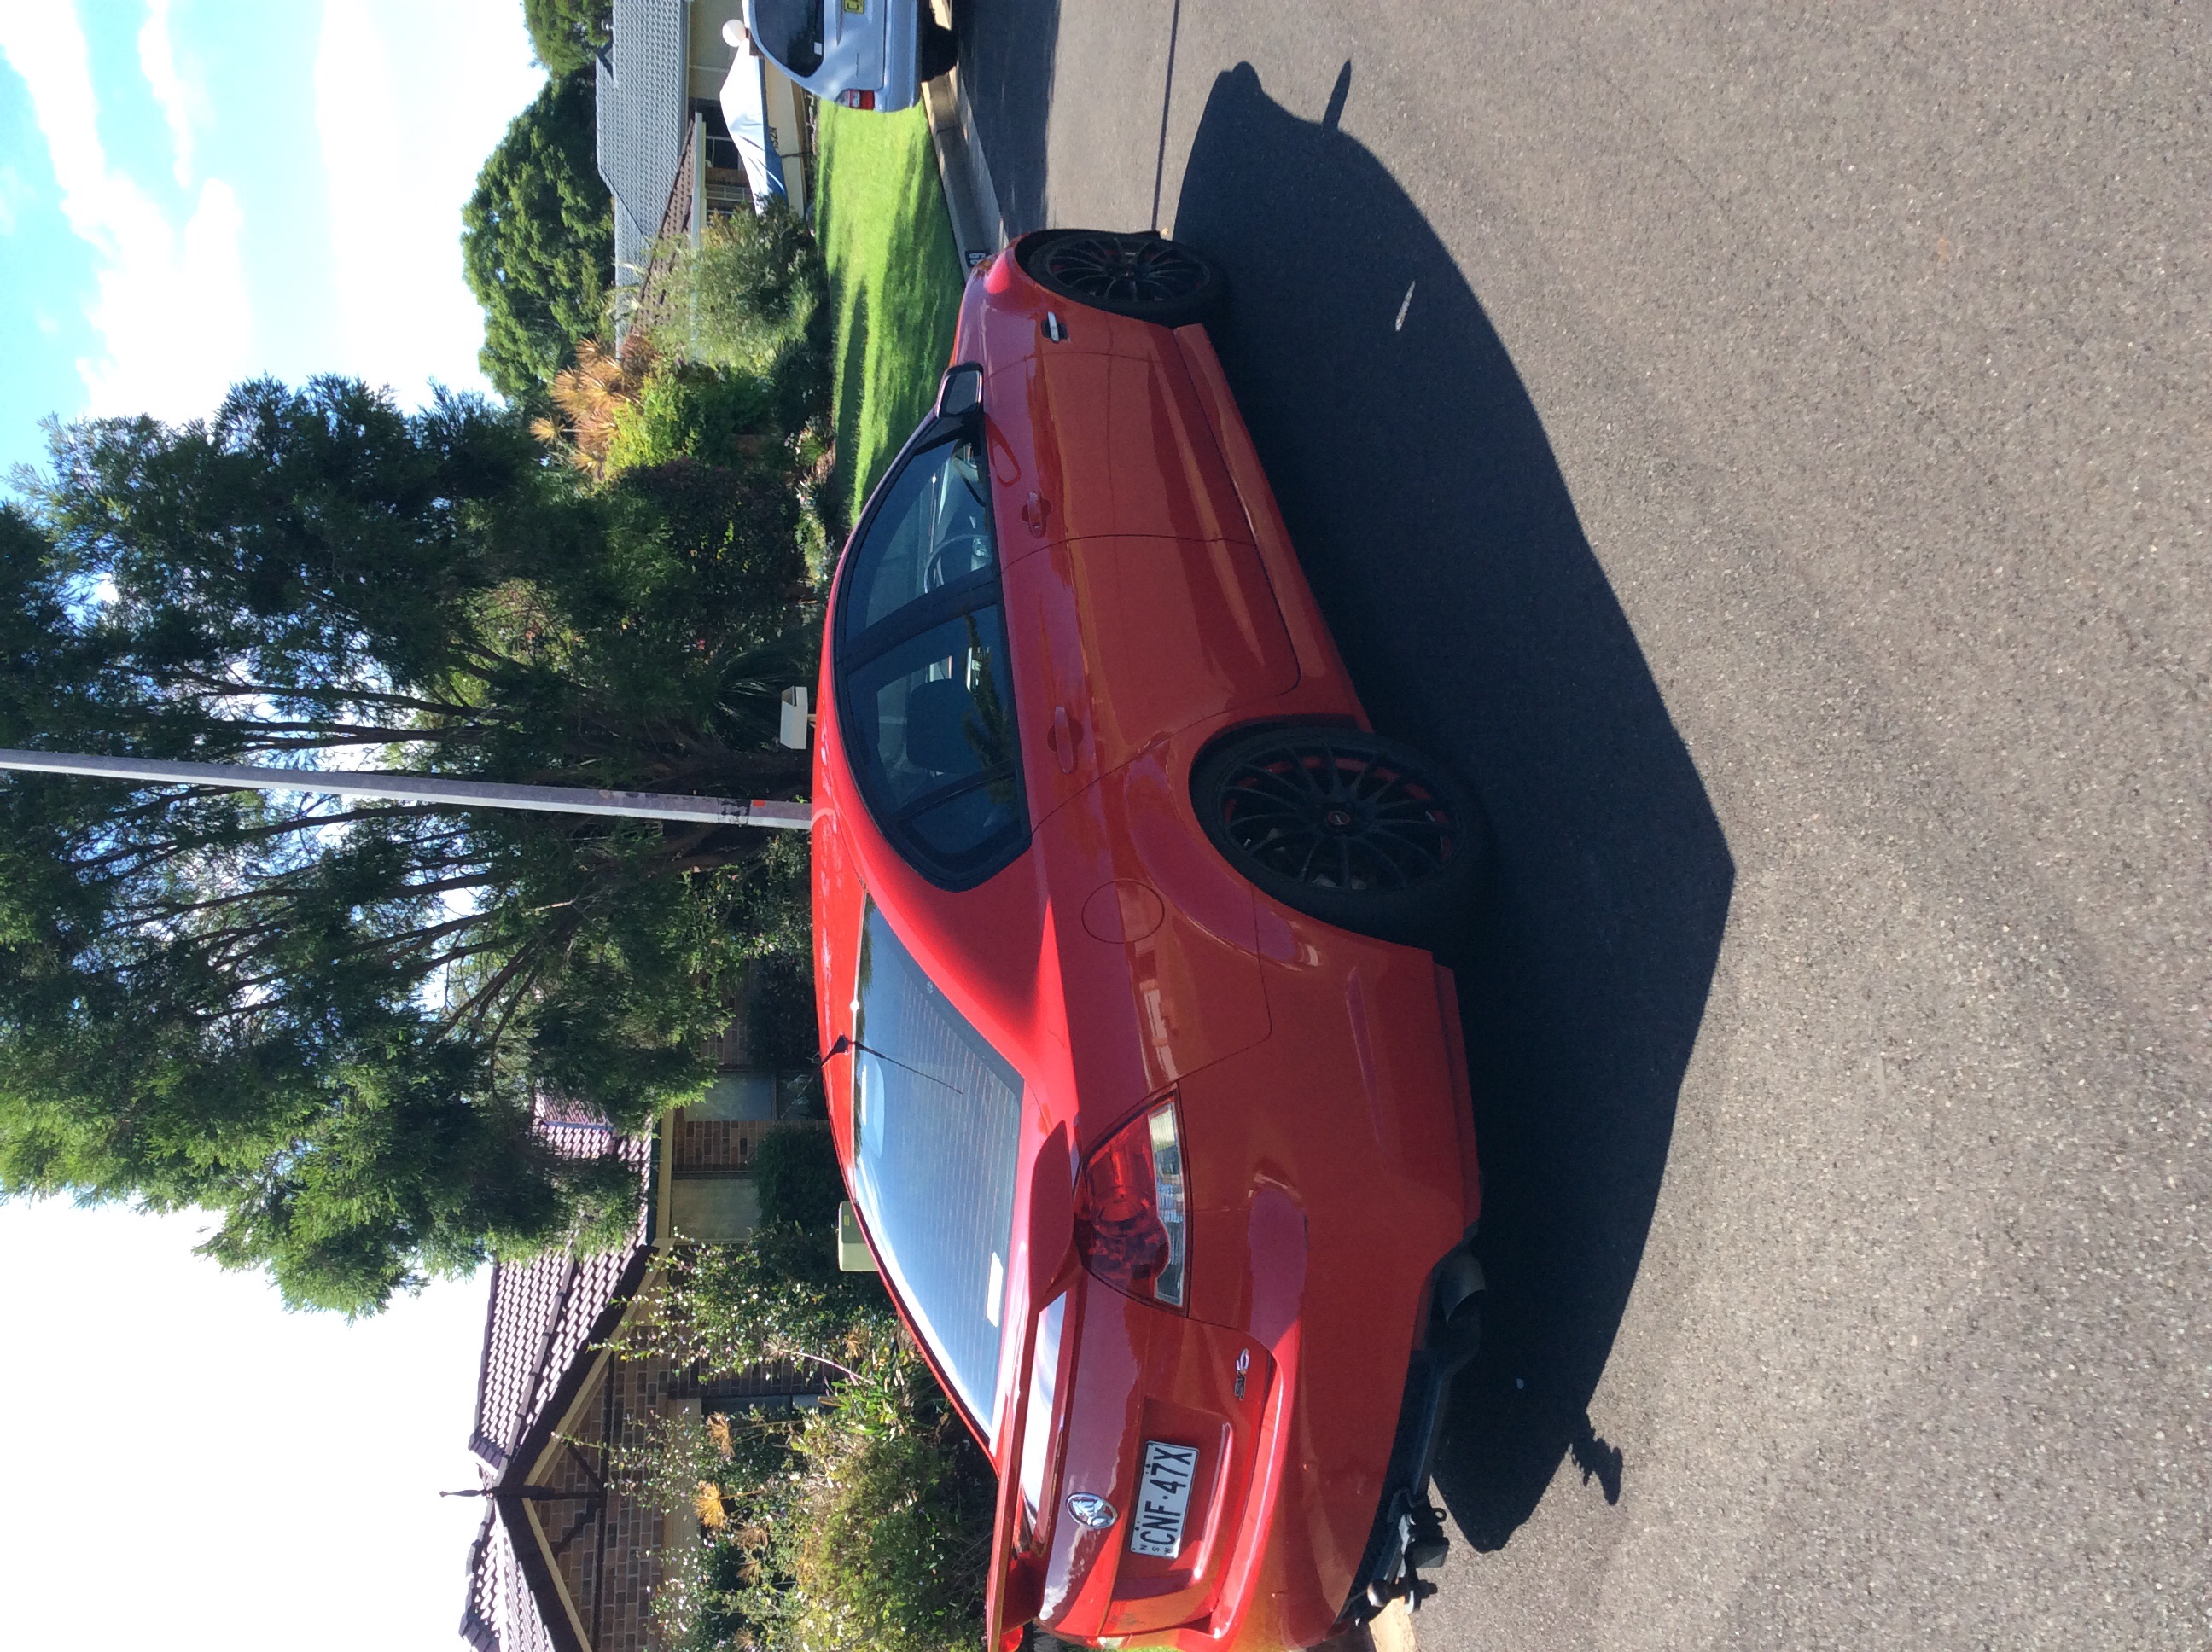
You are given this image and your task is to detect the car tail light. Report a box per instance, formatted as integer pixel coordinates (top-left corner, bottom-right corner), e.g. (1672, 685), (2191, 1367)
(840, 89), (876, 109)
(1074, 1102), (1188, 1307)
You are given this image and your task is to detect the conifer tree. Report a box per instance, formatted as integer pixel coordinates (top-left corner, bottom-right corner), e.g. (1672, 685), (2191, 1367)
(522, 0), (612, 77)
(463, 73), (613, 400)
(0, 378), (816, 1312)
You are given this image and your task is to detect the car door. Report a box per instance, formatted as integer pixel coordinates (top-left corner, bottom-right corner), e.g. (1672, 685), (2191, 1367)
(981, 323), (1254, 561)
(992, 337), (1300, 829)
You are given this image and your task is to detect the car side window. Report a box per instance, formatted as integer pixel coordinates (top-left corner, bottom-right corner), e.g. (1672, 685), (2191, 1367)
(750, 0), (824, 78)
(836, 432), (1026, 886)
(841, 436), (997, 641)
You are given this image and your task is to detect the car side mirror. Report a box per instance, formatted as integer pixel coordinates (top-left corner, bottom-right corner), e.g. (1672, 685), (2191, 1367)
(935, 362), (985, 420)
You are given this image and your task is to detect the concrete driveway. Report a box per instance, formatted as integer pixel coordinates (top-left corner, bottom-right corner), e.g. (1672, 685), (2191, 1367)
(952, 4), (2209, 1647)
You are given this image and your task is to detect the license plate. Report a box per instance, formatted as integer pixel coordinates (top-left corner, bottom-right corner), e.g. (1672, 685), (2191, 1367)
(1129, 1440), (1199, 1557)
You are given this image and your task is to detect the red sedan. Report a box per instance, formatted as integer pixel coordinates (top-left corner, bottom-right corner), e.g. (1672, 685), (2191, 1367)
(812, 230), (1487, 1651)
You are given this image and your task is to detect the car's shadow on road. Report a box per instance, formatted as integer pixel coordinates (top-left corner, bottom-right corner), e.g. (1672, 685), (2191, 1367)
(1175, 62), (1735, 1551)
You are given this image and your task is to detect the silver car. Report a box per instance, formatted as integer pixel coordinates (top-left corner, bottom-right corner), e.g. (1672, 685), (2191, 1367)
(742, 0), (958, 113)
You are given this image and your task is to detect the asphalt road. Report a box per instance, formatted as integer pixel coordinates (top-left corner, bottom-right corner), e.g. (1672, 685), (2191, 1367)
(951, 3), (2210, 1647)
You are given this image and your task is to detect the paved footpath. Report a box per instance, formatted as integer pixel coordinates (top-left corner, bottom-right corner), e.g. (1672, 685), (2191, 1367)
(952, 3), (2211, 1648)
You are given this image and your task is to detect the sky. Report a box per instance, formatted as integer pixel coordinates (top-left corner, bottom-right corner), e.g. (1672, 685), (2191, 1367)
(0, 0), (543, 478)
(0, 1201), (497, 1650)
(0, 3), (549, 1648)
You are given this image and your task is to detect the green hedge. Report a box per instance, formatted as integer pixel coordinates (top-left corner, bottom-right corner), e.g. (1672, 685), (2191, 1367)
(752, 1124), (843, 1231)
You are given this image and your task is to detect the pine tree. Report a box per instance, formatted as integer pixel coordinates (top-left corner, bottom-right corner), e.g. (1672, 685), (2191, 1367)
(0, 378), (817, 1312)
(522, 0), (612, 78)
(463, 73), (614, 401)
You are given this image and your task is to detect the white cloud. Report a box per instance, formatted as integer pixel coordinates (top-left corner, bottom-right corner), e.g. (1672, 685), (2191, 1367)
(137, 0), (195, 187)
(0, 1201), (492, 1652)
(313, 0), (544, 404)
(0, 4), (253, 421)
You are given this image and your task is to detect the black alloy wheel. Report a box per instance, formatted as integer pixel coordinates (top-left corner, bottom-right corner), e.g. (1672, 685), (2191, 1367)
(1194, 726), (1485, 950)
(1017, 230), (1225, 325)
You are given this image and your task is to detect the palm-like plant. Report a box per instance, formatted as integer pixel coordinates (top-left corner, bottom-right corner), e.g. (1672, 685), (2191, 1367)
(531, 334), (660, 476)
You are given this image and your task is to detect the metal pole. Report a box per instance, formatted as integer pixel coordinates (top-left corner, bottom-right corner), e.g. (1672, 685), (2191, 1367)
(0, 749), (812, 830)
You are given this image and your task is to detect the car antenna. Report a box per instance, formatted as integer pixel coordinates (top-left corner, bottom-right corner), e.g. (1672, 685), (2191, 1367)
(819, 1032), (961, 1093)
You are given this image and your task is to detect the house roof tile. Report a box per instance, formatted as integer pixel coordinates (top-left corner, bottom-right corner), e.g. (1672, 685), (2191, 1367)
(468, 1112), (650, 1471)
(596, 0), (690, 286)
(458, 1505), (560, 1652)
(457, 1103), (653, 1650)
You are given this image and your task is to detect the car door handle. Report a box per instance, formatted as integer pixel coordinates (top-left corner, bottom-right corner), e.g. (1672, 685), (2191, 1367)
(1049, 705), (1080, 773)
(1021, 492), (1053, 537)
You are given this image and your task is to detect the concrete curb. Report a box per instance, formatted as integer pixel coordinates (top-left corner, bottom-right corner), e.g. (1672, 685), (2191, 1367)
(920, 63), (1007, 270)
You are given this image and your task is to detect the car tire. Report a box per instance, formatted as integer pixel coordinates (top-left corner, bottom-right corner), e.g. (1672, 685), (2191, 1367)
(1016, 229), (1226, 325)
(1193, 725), (1485, 951)
(917, 18), (958, 82)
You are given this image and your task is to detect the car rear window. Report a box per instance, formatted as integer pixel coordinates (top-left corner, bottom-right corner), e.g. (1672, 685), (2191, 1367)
(849, 902), (1022, 1436)
(751, 0), (824, 78)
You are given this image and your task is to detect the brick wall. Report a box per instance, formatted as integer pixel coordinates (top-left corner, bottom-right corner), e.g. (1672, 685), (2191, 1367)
(525, 1305), (826, 1650)
(672, 1116), (777, 1176)
(696, 1015), (749, 1074)
(533, 1346), (689, 1652)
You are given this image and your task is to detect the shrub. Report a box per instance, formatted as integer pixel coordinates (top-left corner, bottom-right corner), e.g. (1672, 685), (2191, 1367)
(668, 205), (823, 352)
(614, 1228), (993, 1652)
(533, 343), (808, 496)
(785, 1341), (995, 1652)
(615, 1317), (992, 1652)
(618, 1405), (807, 1652)
(602, 362), (777, 475)
(641, 208), (834, 438)
(620, 1223), (889, 1379)
(532, 211), (835, 581)
(752, 1125), (842, 1231)
(530, 334), (655, 474)
(744, 951), (820, 1073)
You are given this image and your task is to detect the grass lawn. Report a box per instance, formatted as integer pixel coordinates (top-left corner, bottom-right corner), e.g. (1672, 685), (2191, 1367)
(812, 102), (969, 530)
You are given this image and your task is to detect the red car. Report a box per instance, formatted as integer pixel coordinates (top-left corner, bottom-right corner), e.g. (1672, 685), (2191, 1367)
(812, 230), (1487, 1651)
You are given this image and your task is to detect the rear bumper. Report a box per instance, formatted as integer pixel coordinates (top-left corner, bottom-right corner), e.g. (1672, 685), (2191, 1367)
(876, 0), (920, 108)
(790, 3), (919, 111)
(1210, 1278), (1477, 1650)
(1165, 939), (1479, 1650)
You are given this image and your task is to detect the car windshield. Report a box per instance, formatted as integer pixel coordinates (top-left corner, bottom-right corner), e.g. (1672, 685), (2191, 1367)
(849, 902), (1023, 1435)
(750, 0), (824, 77)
